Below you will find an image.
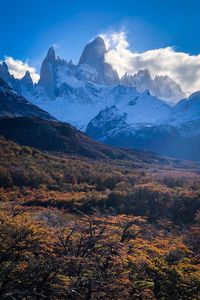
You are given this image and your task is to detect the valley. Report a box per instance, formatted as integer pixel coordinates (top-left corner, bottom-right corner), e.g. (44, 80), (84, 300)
(0, 24), (199, 299)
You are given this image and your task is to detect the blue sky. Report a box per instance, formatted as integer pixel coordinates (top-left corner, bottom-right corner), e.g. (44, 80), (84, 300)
(1, 0), (200, 95)
(1, 0), (199, 66)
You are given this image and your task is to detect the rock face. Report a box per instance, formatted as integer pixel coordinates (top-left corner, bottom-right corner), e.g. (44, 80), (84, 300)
(78, 36), (119, 85)
(0, 116), (169, 164)
(1, 35), (200, 161)
(121, 69), (185, 102)
(86, 90), (200, 161)
(0, 62), (21, 93)
(0, 62), (11, 83)
(121, 69), (154, 94)
(24, 39), (171, 130)
(29, 83), (172, 131)
(37, 37), (120, 98)
(20, 71), (33, 93)
(0, 37), (185, 104)
(38, 47), (58, 96)
(86, 106), (129, 141)
(0, 78), (56, 121)
(0, 62), (35, 95)
(164, 91), (200, 126)
(86, 106), (200, 161)
(161, 91), (200, 139)
(153, 75), (186, 102)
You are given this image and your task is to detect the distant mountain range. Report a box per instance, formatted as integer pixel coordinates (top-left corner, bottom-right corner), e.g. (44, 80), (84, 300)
(121, 69), (185, 102)
(0, 36), (200, 161)
(86, 103), (200, 161)
(0, 78), (170, 164)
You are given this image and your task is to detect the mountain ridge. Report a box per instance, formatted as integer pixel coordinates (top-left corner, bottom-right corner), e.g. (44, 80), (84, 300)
(0, 78), (56, 121)
(0, 36), (200, 161)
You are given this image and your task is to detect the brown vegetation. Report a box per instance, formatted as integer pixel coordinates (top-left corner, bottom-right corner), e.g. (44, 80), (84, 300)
(0, 136), (199, 299)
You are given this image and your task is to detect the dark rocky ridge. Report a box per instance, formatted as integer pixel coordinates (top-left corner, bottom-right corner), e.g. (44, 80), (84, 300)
(0, 116), (159, 161)
(0, 78), (56, 121)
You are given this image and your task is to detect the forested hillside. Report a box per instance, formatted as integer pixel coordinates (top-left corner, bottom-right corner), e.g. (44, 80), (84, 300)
(0, 136), (199, 299)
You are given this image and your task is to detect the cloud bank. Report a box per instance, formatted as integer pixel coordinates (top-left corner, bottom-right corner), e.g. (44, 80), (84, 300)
(4, 56), (39, 83)
(101, 31), (200, 96)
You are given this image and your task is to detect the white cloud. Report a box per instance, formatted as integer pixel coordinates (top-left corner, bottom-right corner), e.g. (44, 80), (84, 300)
(4, 56), (40, 83)
(101, 31), (200, 96)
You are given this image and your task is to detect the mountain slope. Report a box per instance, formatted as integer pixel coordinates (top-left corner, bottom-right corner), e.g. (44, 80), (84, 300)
(0, 37), (183, 132)
(165, 91), (200, 126)
(1, 36), (199, 162)
(0, 116), (161, 162)
(1, 116), (200, 174)
(86, 103), (200, 161)
(28, 83), (172, 130)
(0, 78), (56, 121)
(4, 37), (175, 130)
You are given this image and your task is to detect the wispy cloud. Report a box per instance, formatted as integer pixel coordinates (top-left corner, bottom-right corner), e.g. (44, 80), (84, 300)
(4, 56), (40, 83)
(101, 31), (200, 96)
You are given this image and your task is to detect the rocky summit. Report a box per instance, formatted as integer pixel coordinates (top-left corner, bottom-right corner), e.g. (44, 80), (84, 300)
(0, 36), (200, 161)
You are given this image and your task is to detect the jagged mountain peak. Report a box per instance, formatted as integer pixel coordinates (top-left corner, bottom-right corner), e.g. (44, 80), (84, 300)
(121, 69), (154, 96)
(38, 47), (58, 96)
(0, 62), (11, 79)
(153, 75), (186, 101)
(78, 36), (119, 85)
(22, 70), (31, 80)
(0, 62), (22, 93)
(1, 61), (9, 71)
(46, 46), (56, 61)
(78, 36), (106, 66)
(20, 71), (33, 92)
(93, 35), (106, 44)
(121, 68), (185, 102)
(86, 105), (128, 141)
(122, 69), (152, 80)
(89, 36), (106, 50)
(135, 69), (151, 78)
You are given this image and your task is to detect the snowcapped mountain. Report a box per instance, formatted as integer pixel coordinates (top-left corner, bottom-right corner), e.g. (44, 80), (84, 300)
(0, 62), (22, 93)
(29, 82), (172, 130)
(37, 36), (119, 99)
(86, 106), (130, 141)
(121, 69), (154, 94)
(0, 78), (55, 121)
(0, 36), (184, 129)
(14, 37), (172, 130)
(86, 89), (200, 161)
(163, 91), (200, 138)
(153, 75), (185, 102)
(78, 36), (119, 85)
(20, 71), (34, 94)
(1, 35), (200, 160)
(164, 91), (200, 125)
(0, 62), (34, 96)
(121, 69), (185, 102)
